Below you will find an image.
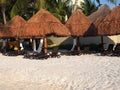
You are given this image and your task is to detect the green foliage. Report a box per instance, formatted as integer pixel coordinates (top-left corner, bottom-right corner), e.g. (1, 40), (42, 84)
(0, 0), (16, 23)
(10, 0), (29, 18)
(80, 0), (99, 16)
(45, 0), (72, 23)
(35, 0), (46, 10)
(96, 0), (101, 6)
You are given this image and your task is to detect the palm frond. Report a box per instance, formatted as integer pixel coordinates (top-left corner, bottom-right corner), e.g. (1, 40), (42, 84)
(10, 0), (29, 18)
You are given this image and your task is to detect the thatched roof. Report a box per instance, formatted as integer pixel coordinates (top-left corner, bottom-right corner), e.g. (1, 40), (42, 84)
(0, 23), (5, 38)
(84, 16), (105, 36)
(0, 23), (3, 31)
(4, 15), (26, 38)
(98, 6), (120, 36)
(88, 4), (111, 22)
(22, 9), (70, 38)
(0, 23), (3, 26)
(65, 9), (91, 37)
(0, 23), (10, 38)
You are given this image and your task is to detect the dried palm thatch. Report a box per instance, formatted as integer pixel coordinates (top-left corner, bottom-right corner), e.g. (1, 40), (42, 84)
(0, 23), (3, 26)
(20, 22), (50, 38)
(0, 23), (10, 38)
(49, 23), (71, 37)
(65, 9), (91, 37)
(84, 16), (105, 36)
(4, 15), (26, 38)
(88, 4), (111, 22)
(98, 6), (120, 36)
(0, 23), (5, 38)
(22, 9), (70, 38)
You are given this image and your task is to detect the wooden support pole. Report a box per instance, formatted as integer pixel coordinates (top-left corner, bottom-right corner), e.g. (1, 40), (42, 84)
(43, 36), (48, 54)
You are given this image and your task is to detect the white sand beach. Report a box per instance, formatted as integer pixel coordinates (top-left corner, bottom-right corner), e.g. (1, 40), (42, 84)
(0, 53), (120, 90)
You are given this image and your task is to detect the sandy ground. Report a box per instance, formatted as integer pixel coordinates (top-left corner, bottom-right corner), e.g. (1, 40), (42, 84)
(0, 53), (120, 90)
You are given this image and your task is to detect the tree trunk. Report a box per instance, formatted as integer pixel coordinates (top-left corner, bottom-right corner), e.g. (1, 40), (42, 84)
(40, 0), (43, 10)
(2, 7), (7, 24)
(1, 6), (7, 49)
(73, 0), (78, 12)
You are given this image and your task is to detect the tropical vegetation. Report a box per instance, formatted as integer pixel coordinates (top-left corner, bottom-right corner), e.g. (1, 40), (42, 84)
(0, 0), (118, 24)
(80, 0), (99, 16)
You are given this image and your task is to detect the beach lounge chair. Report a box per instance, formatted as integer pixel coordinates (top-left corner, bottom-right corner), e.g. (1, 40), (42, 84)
(66, 50), (81, 56)
(81, 46), (91, 55)
(101, 44), (114, 56)
(112, 43), (120, 56)
(49, 47), (61, 58)
(24, 51), (49, 60)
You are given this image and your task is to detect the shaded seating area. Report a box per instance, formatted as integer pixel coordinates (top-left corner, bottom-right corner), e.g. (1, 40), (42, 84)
(101, 44), (114, 56)
(112, 43), (120, 56)
(48, 47), (61, 58)
(96, 43), (120, 57)
(0, 40), (20, 56)
(24, 51), (49, 60)
(63, 45), (92, 56)
(66, 50), (82, 56)
(0, 39), (31, 56)
(0, 6), (120, 59)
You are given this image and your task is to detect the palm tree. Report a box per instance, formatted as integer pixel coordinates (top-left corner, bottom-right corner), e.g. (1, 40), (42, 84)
(45, 0), (72, 23)
(80, 0), (99, 16)
(10, 0), (31, 19)
(73, 0), (79, 11)
(10, 0), (71, 22)
(0, 0), (16, 23)
(0, 0), (11, 24)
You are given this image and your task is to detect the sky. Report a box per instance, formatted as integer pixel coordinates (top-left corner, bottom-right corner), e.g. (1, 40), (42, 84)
(92, 0), (120, 9)
(72, 0), (120, 9)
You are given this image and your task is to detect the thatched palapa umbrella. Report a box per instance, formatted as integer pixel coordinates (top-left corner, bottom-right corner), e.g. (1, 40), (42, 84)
(22, 9), (70, 54)
(2, 16), (26, 50)
(85, 4), (111, 37)
(0, 23), (13, 49)
(0, 23), (4, 38)
(98, 6), (120, 36)
(84, 4), (111, 50)
(0, 23), (3, 27)
(22, 9), (70, 37)
(86, 6), (120, 50)
(4, 15), (26, 38)
(85, 16), (106, 50)
(65, 9), (91, 51)
(88, 4), (111, 22)
(96, 6), (120, 48)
